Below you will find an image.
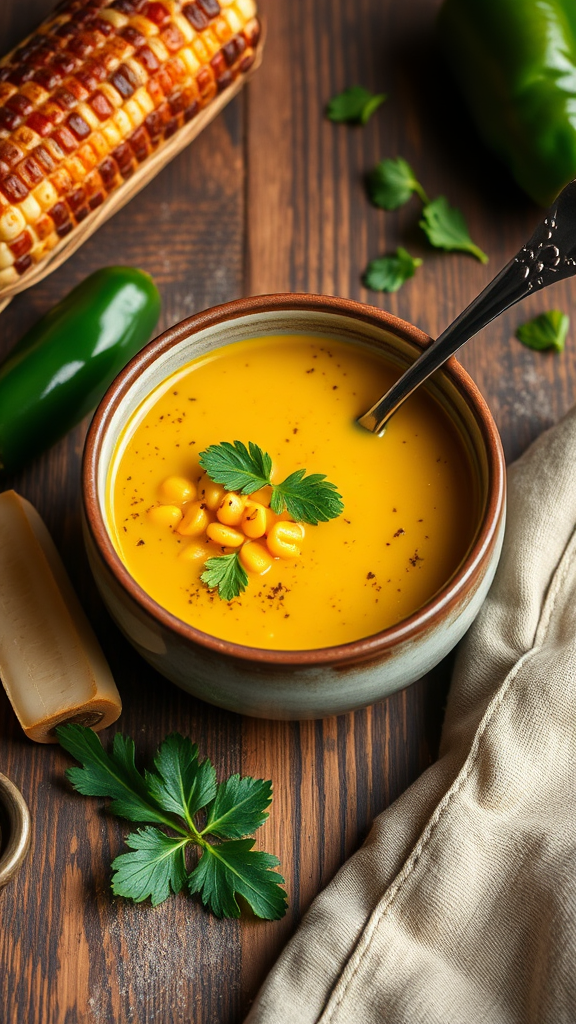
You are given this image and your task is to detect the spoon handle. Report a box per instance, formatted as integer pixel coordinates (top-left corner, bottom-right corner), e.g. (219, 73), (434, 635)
(358, 179), (576, 434)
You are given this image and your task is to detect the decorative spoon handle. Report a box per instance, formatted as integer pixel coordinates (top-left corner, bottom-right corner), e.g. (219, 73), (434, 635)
(358, 179), (576, 435)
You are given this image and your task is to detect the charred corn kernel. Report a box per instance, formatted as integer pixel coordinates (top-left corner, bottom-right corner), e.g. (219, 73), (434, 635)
(217, 492), (246, 526)
(250, 486), (271, 506)
(179, 541), (212, 563)
(158, 475), (196, 504)
(267, 521), (305, 559)
(207, 522), (244, 547)
(242, 501), (267, 539)
(147, 504), (183, 528)
(0, 0), (261, 290)
(197, 473), (225, 511)
(177, 500), (209, 537)
(240, 540), (274, 575)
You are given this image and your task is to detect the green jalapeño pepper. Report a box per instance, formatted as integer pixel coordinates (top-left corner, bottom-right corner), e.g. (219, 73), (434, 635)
(0, 266), (160, 474)
(438, 0), (576, 206)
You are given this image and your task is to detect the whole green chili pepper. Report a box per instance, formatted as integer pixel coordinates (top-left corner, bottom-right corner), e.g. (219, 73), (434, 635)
(0, 266), (160, 474)
(437, 0), (576, 206)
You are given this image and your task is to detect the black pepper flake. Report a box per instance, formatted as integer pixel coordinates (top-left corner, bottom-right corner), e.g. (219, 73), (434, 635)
(366, 571), (375, 580)
(393, 528), (405, 538)
(136, 539), (145, 546)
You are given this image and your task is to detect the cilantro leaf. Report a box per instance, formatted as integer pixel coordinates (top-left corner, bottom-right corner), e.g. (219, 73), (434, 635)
(271, 470), (344, 525)
(363, 246), (423, 293)
(420, 196), (488, 264)
(368, 156), (429, 210)
(146, 734), (217, 831)
(326, 86), (386, 125)
(515, 310), (569, 352)
(203, 776), (272, 839)
(199, 441), (272, 494)
(201, 552), (248, 602)
(58, 725), (287, 919)
(111, 827), (188, 906)
(56, 724), (182, 831)
(188, 839), (287, 920)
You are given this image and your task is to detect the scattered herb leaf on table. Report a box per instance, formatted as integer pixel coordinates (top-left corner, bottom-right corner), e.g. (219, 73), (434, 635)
(515, 310), (569, 352)
(368, 157), (429, 210)
(419, 196), (488, 264)
(363, 247), (423, 292)
(326, 85), (386, 124)
(57, 724), (287, 919)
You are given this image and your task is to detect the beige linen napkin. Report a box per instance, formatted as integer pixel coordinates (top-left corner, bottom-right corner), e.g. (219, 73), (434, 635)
(247, 406), (576, 1024)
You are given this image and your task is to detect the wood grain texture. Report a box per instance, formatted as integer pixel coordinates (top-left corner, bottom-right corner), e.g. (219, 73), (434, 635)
(1, 0), (576, 1022)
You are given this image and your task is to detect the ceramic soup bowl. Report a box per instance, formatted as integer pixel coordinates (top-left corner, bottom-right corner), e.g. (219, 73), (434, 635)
(82, 294), (506, 719)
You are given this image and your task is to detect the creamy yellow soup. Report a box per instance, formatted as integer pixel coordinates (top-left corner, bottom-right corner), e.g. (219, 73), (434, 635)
(107, 335), (479, 650)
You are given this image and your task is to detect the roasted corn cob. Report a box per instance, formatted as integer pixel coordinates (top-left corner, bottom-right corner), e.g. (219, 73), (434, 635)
(0, 0), (261, 291)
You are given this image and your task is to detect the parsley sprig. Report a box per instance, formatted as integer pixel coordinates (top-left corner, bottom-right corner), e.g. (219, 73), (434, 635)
(201, 551), (248, 602)
(199, 441), (343, 526)
(57, 724), (287, 919)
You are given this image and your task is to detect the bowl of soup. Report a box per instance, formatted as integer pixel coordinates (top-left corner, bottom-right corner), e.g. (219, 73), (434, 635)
(82, 293), (505, 719)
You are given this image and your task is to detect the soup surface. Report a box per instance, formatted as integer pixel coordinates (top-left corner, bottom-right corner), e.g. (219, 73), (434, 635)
(108, 334), (479, 649)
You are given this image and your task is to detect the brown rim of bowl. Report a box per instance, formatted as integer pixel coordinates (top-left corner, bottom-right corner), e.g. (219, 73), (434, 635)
(0, 772), (31, 890)
(83, 292), (506, 667)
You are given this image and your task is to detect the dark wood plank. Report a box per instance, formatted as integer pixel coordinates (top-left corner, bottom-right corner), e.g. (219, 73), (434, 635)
(2, 0), (575, 1022)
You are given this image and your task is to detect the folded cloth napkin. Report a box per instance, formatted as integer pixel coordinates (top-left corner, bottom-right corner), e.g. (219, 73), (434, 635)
(246, 406), (576, 1024)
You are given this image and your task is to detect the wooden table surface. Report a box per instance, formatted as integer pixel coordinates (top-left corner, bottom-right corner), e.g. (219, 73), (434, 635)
(1, 1), (575, 1022)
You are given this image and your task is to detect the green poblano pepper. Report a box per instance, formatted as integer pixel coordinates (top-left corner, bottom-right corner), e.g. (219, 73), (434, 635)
(438, 0), (576, 206)
(0, 266), (161, 474)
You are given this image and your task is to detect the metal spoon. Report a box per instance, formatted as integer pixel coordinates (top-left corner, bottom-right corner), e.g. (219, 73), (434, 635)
(358, 179), (576, 435)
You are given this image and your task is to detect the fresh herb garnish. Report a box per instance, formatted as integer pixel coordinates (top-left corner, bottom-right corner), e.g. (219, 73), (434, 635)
(365, 155), (488, 266)
(326, 85), (386, 125)
(200, 551), (248, 601)
(56, 724), (287, 919)
(198, 440), (272, 495)
(363, 246), (423, 292)
(419, 196), (488, 264)
(368, 157), (429, 210)
(515, 310), (569, 352)
(199, 441), (344, 526)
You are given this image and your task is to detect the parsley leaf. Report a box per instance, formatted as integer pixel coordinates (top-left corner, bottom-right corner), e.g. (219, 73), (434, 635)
(57, 725), (287, 919)
(515, 310), (569, 352)
(199, 440), (272, 495)
(198, 441), (343, 528)
(326, 85), (386, 125)
(112, 827), (188, 906)
(201, 552), (248, 602)
(363, 246), (423, 292)
(188, 839), (287, 920)
(420, 196), (488, 264)
(271, 470), (344, 525)
(203, 776), (272, 839)
(146, 733), (217, 830)
(57, 724), (182, 831)
(368, 157), (429, 210)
